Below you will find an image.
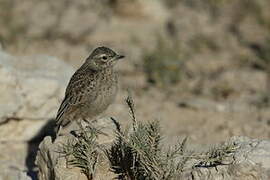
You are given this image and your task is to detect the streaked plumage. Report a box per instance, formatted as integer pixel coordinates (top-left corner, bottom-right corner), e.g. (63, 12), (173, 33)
(55, 47), (124, 136)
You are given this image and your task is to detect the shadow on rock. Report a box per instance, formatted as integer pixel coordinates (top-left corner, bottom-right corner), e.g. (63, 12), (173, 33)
(26, 119), (56, 180)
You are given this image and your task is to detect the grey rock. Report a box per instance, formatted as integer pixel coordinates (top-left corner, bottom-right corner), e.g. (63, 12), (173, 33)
(182, 136), (270, 180)
(0, 142), (28, 180)
(37, 132), (270, 179)
(36, 136), (88, 180)
(0, 151), (31, 180)
(232, 136), (270, 169)
(0, 50), (74, 141)
(36, 117), (117, 180)
(0, 50), (74, 179)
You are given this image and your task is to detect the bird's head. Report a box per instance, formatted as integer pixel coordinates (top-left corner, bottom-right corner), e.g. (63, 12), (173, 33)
(86, 46), (124, 70)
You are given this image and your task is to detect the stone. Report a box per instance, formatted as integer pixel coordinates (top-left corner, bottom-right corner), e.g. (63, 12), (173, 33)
(182, 136), (270, 180)
(0, 50), (74, 141)
(36, 117), (117, 180)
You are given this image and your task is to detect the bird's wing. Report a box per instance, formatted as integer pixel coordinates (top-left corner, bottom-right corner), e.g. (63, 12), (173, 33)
(55, 70), (98, 127)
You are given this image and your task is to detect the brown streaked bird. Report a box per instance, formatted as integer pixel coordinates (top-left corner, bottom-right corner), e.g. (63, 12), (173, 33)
(55, 46), (124, 136)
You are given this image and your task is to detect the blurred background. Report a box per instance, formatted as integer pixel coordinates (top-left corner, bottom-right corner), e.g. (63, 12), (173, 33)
(0, 0), (270, 179)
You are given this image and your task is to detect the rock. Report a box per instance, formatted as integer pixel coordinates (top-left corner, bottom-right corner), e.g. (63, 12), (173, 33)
(36, 117), (117, 180)
(232, 136), (270, 169)
(0, 50), (74, 179)
(182, 136), (270, 180)
(0, 49), (74, 179)
(37, 132), (270, 179)
(0, 50), (74, 141)
(17, 172), (32, 180)
(0, 142), (31, 180)
(36, 136), (89, 180)
(0, 170), (31, 180)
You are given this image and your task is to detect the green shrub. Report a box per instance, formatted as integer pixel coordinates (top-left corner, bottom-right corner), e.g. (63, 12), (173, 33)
(60, 126), (101, 180)
(106, 94), (189, 180)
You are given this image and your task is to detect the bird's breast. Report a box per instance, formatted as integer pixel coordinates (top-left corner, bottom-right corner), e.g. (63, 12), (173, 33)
(87, 70), (118, 116)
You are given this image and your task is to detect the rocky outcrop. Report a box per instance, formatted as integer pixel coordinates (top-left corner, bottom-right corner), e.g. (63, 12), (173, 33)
(37, 133), (270, 180)
(0, 50), (74, 179)
(36, 117), (117, 180)
(0, 50), (74, 141)
(182, 136), (270, 180)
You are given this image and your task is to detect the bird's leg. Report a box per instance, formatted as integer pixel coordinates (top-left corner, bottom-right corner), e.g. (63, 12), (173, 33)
(70, 119), (85, 137)
(82, 118), (97, 128)
(56, 125), (62, 138)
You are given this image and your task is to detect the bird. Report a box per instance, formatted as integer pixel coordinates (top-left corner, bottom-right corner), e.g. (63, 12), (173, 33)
(55, 46), (125, 137)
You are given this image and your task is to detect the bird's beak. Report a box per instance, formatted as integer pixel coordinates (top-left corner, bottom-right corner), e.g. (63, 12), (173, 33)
(116, 54), (125, 60)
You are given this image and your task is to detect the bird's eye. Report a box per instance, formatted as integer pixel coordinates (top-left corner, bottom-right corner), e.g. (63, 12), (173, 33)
(102, 56), (108, 60)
